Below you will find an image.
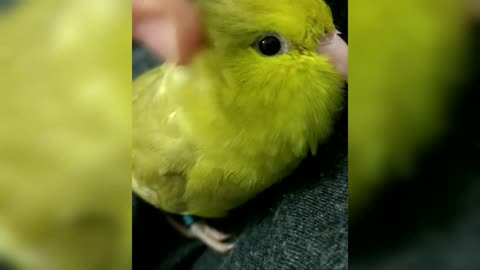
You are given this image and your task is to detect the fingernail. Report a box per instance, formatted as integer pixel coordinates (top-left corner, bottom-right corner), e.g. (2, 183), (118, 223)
(135, 19), (179, 63)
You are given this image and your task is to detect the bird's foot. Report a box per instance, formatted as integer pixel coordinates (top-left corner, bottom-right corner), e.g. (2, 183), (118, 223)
(165, 215), (196, 238)
(165, 214), (234, 253)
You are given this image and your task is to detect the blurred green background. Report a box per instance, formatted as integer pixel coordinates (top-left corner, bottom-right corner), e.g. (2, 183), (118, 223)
(349, 0), (473, 218)
(349, 0), (479, 269)
(0, 1), (131, 270)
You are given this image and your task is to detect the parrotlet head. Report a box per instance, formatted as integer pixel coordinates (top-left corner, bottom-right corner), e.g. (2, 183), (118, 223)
(185, 0), (347, 153)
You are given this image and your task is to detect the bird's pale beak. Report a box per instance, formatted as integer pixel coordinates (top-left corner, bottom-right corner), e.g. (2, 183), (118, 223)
(317, 30), (348, 82)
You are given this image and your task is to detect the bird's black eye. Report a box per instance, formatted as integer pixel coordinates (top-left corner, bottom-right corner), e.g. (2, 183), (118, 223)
(254, 34), (287, 57)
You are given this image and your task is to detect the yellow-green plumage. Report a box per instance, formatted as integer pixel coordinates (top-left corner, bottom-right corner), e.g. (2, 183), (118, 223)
(132, 0), (344, 218)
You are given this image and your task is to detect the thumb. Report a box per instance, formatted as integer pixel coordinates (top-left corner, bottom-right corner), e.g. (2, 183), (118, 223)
(132, 0), (203, 65)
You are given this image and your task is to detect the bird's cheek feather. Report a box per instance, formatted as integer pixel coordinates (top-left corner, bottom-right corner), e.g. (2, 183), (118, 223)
(317, 31), (348, 82)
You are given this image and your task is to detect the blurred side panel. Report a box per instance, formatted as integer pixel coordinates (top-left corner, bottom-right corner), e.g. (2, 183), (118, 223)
(349, 0), (470, 218)
(349, 0), (479, 269)
(0, 1), (132, 270)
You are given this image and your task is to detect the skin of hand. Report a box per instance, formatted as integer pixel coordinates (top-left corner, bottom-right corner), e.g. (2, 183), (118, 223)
(132, 0), (203, 65)
(132, 0), (348, 252)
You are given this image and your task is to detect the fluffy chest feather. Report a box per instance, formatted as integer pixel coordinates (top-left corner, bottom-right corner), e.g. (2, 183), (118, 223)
(132, 50), (343, 217)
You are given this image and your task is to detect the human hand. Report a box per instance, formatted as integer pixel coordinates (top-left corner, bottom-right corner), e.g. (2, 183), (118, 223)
(132, 0), (203, 65)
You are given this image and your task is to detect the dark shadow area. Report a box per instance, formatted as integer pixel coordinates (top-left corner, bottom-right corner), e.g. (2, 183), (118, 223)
(0, 257), (18, 270)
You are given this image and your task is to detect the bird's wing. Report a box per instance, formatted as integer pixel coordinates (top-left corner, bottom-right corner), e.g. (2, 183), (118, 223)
(132, 65), (196, 214)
